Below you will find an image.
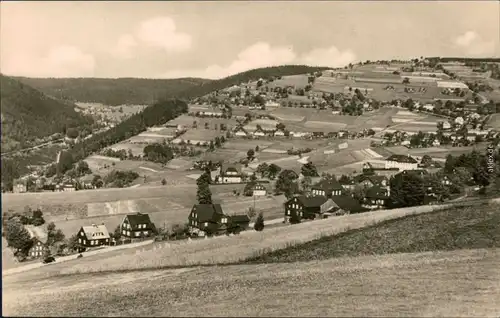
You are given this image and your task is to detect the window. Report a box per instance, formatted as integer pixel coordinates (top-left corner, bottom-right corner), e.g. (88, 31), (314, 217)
(80, 232), (84, 237)
(91, 240), (94, 245)
(84, 240), (87, 245)
(122, 230), (126, 235)
(135, 232), (140, 237)
(78, 238), (82, 244)
(127, 231), (130, 236)
(204, 222), (208, 226)
(286, 209), (290, 216)
(222, 217), (227, 224)
(143, 231), (148, 236)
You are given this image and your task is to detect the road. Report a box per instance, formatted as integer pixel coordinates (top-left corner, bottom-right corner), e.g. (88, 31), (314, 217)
(1, 138), (65, 157)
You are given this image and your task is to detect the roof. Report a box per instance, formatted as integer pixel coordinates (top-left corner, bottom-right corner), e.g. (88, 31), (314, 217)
(81, 224), (110, 240)
(221, 164), (242, 175)
(331, 196), (366, 213)
(125, 213), (153, 228)
(397, 169), (428, 177)
(386, 154), (418, 163)
(192, 204), (225, 223)
(230, 214), (251, 223)
(291, 195), (328, 208)
(312, 179), (344, 191)
(365, 186), (390, 199)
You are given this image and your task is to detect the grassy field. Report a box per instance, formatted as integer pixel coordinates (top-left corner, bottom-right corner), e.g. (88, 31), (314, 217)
(107, 141), (145, 157)
(4, 248), (499, 317)
(244, 204), (500, 264)
(4, 201), (479, 279)
(268, 74), (310, 89)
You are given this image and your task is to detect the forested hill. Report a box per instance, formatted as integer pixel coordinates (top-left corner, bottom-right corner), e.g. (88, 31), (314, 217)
(0, 75), (94, 153)
(176, 65), (331, 99)
(12, 77), (211, 106)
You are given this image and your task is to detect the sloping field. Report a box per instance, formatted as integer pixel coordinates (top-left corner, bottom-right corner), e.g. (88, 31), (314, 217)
(488, 114), (500, 130)
(5, 248), (499, 317)
(351, 148), (383, 161)
(223, 139), (274, 151)
(245, 204), (500, 263)
(304, 121), (347, 131)
(165, 158), (193, 170)
(107, 142), (145, 157)
(269, 74), (309, 88)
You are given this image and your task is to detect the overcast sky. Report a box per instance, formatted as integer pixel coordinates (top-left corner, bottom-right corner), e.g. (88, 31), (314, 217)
(1, 1), (499, 79)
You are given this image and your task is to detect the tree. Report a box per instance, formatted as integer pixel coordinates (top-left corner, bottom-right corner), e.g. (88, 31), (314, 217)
(389, 174), (426, 208)
(67, 234), (82, 252)
(4, 218), (33, 254)
(31, 209), (45, 226)
(301, 162), (319, 177)
(254, 212), (265, 231)
(420, 155), (433, 167)
(111, 225), (122, 242)
(66, 127), (79, 139)
(247, 149), (255, 160)
(444, 154), (456, 174)
(91, 175), (104, 188)
(46, 222), (65, 246)
(300, 175), (312, 193)
(196, 172), (213, 204)
(275, 170), (299, 198)
(161, 178), (167, 185)
(267, 164), (281, 179)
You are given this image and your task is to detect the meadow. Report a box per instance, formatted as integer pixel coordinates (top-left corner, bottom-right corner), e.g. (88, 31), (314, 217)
(7, 201), (479, 277)
(4, 248), (499, 317)
(244, 204), (500, 263)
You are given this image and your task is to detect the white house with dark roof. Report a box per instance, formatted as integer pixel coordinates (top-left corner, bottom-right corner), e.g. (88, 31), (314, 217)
(385, 154), (419, 170)
(219, 164), (243, 183)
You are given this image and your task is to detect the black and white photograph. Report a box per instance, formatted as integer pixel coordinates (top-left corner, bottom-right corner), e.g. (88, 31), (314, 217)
(1, 1), (500, 316)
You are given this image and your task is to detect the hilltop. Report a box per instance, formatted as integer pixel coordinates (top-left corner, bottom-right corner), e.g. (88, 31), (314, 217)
(176, 65), (330, 99)
(13, 77), (211, 106)
(0, 75), (94, 153)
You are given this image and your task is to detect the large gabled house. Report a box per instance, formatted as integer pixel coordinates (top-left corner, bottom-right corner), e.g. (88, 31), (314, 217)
(284, 195), (336, 222)
(120, 213), (155, 239)
(311, 179), (344, 198)
(385, 154), (419, 170)
(188, 204), (230, 236)
(28, 238), (48, 258)
(330, 195), (367, 214)
(219, 164), (243, 183)
(76, 224), (111, 251)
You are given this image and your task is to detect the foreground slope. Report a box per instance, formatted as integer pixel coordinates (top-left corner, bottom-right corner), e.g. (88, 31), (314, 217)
(12, 77), (211, 106)
(0, 75), (93, 152)
(3, 248), (500, 316)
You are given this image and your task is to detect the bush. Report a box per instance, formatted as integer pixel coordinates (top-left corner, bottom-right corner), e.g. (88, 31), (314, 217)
(254, 212), (265, 231)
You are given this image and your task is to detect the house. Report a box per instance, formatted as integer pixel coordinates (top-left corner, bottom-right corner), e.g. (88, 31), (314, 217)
(265, 100), (280, 108)
(356, 175), (389, 188)
(442, 122), (451, 130)
(228, 214), (251, 233)
(432, 139), (441, 147)
(76, 224), (111, 250)
(233, 126), (249, 137)
(330, 195), (366, 214)
(423, 104), (435, 111)
(441, 175), (452, 186)
(385, 154), (419, 170)
(120, 213), (155, 239)
(466, 133), (477, 142)
(396, 169), (428, 178)
(311, 179), (344, 197)
(283, 195), (336, 222)
(188, 204), (230, 236)
(274, 127), (286, 137)
(219, 164), (243, 183)
(28, 239), (48, 258)
(252, 183), (267, 196)
(363, 186), (390, 209)
(13, 179), (27, 193)
(253, 126), (274, 137)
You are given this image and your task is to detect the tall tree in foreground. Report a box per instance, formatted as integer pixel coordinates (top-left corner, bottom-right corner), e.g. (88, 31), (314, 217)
(196, 172), (213, 204)
(254, 212), (265, 231)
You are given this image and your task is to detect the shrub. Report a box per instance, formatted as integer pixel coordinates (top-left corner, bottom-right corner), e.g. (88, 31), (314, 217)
(254, 212), (265, 231)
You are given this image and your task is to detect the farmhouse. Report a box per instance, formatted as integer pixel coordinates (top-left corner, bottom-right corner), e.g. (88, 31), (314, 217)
(28, 239), (48, 258)
(120, 213), (155, 239)
(311, 179), (344, 198)
(233, 126), (249, 137)
(284, 195), (336, 222)
(363, 186), (390, 209)
(329, 195), (366, 214)
(385, 154), (419, 170)
(188, 204), (230, 236)
(219, 164), (243, 183)
(76, 224), (111, 250)
(13, 179), (27, 193)
(251, 183), (267, 196)
(265, 100), (281, 108)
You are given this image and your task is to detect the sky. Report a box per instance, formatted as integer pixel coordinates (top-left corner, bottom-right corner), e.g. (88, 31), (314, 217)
(1, 1), (499, 79)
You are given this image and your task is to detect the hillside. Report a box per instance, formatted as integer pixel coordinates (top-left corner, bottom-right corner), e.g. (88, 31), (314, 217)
(244, 203), (500, 264)
(177, 65), (330, 99)
(0, 75), (94, 153)
(13, 77), (211, 106)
